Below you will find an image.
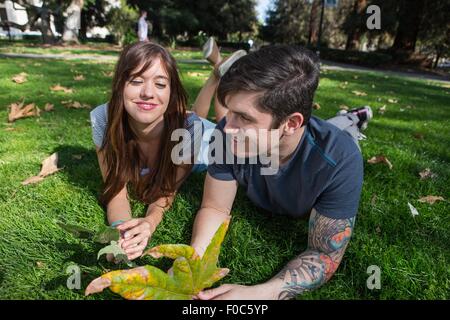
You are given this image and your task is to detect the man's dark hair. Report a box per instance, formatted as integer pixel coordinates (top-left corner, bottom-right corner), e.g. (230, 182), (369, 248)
(217, 45), (320, 128)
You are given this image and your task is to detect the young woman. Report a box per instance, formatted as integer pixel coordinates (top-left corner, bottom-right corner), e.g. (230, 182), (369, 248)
(90, 39), (244, 260)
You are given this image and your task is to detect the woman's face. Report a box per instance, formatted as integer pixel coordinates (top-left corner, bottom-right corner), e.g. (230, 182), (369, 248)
(123, 57), (171, 128)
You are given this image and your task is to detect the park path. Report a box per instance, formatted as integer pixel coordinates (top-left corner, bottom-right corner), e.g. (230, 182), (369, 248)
(1, 52), (449, 83)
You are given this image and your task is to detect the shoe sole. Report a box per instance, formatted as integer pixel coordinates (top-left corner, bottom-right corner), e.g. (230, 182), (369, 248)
(203, 37), (214, 59)
(218, 50), (247, 77)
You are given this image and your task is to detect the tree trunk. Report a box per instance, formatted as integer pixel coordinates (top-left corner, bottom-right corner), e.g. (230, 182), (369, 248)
(39, 7), (56, 44)
(62, 0), (83, 43)
(391, 0), (425, 58)
(308, 0), (320, 46)
(345, 0), (366, 50)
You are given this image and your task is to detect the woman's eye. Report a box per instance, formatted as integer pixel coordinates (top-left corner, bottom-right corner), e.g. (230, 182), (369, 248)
(155, 83), (167, 89)
(130, 79), (143, 85)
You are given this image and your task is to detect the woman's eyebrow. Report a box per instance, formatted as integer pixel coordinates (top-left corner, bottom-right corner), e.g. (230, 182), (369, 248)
(154, 75), (169, 80)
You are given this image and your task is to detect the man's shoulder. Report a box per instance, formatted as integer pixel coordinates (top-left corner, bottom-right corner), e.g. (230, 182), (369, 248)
(306, 116), (361, 164)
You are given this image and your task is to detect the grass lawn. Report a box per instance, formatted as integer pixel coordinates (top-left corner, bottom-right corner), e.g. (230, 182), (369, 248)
(0, 51), (449, 300)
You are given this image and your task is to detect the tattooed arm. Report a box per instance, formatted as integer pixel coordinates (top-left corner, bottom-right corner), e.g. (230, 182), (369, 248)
(196, 208), (356, 300)
(270, 208), (355, 300)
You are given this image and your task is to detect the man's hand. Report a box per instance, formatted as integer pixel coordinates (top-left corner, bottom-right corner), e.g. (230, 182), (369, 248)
(116, 218), (154, 260)
(196, 283), (277, 300)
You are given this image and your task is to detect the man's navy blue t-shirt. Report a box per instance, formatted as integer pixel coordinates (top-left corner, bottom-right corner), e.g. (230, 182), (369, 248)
(207, 115), (364, 220)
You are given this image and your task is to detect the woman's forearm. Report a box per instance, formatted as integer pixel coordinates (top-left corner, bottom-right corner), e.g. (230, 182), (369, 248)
(144, 194), (175, 232)
(106, 193), (132, 225)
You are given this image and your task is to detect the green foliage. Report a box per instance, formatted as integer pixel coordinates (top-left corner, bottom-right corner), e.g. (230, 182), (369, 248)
(85, 221), (230, 300)
(106, 0), (138, 46)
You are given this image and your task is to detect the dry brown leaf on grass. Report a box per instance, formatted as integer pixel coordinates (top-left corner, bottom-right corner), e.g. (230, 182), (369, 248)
(387, 98), (398, 103)
(418, 196), (445, 205)
(72, 154), (83, 160)
(103, 71), (114, 77)
(22, 153), (61, 185)
(12, 72), (28, 84)
(74, 74), (85, 81)
(62, 100), (91, 109)
(8, 100), (41, 122)
(367, 155), (393, 170)
(419, 168), (437, 180)
(378, 105), (387, 114)
(313, 103), (321, 110)
(412, 132), (424, 140)
(50, 84), (74, 94)
(44, 103), (54, 112)
(352, 90), (367, 96)
(339, 105), (349, 111)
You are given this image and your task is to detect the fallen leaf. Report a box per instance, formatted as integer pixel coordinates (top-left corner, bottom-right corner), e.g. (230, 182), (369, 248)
(339, 105), (349, 111)
(22, 153), (61, 185)
(50, 84), (74, 94)
(72, 154), (83, 160)
(418, 196), (444, 204)
(86, 220), (230, 300)
(187, 72), (203, 77)
(97, 241), (129, 261)
(352, 90), (367, 96)
(407, 202), (419, 217)
(103, 71), (114, 77)
(367, 155), (393, 169)
(375, 226), (381, 234)
(36, 261), (45, 268)
(44, 103), (54, 112)
(8, 100), (40, 122)
(419, 168), (437, 180)
(74, 74), (85, 81)
(378, 105), (387, 114)
(413, 132), (424, 140)
(62, 100), (91, 109)
(371, 194), (377, 205)
(12, 72), (28, 84)
(388, 98), (398, 103)
(313, 102), (321, 110)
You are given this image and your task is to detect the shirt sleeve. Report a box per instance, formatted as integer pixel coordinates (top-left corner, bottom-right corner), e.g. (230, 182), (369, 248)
(314, 150), (364, 219)
(90, 103), (108, 148)
(206, 118), (236, 181)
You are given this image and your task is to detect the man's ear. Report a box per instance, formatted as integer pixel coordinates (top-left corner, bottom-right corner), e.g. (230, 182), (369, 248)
(282, 112), (304, 136)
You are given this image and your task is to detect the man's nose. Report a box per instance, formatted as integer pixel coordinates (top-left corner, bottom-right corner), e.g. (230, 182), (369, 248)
(223, 116), (239, 134)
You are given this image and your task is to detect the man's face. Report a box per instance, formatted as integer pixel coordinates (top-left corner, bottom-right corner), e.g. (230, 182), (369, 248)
(223, 91), (282, 158)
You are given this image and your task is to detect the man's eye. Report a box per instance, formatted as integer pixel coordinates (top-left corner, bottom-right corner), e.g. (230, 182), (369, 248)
(240, 115), (250, 122)
(155, 83), (167, 89)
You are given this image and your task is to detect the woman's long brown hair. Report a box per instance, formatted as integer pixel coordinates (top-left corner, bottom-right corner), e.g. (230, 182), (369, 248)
(100, 42), (187, 206)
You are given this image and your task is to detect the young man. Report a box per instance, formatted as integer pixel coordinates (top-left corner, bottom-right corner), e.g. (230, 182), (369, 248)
(190, 45), (372, 300)
(137, 10), (149, 42)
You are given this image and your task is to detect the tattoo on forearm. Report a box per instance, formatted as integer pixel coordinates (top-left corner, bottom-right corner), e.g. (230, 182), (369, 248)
(276, 210), (355, 300)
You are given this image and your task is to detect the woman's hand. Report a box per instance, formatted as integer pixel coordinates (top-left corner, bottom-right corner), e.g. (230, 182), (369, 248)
(115, 218), (154, 260)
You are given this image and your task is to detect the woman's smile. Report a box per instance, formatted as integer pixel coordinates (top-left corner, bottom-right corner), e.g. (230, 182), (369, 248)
(135, 101), (158, 111)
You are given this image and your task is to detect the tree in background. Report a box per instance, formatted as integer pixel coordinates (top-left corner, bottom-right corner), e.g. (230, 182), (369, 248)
(0, 0), (65, 44)
(261, 0), (310, 44)
(106, 0), (138, 46)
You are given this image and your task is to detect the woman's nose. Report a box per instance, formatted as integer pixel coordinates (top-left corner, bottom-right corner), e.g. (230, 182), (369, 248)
(140, 83), (154, 98)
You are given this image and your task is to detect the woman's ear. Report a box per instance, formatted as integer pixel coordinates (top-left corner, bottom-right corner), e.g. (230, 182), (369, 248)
(283, 113), (304, 136)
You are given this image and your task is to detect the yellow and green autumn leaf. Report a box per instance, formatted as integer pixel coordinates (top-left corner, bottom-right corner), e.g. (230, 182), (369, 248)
(85, 220), (230, 300)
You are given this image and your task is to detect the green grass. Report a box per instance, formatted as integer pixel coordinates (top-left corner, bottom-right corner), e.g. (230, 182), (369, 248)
(0, 51), (449, 300)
